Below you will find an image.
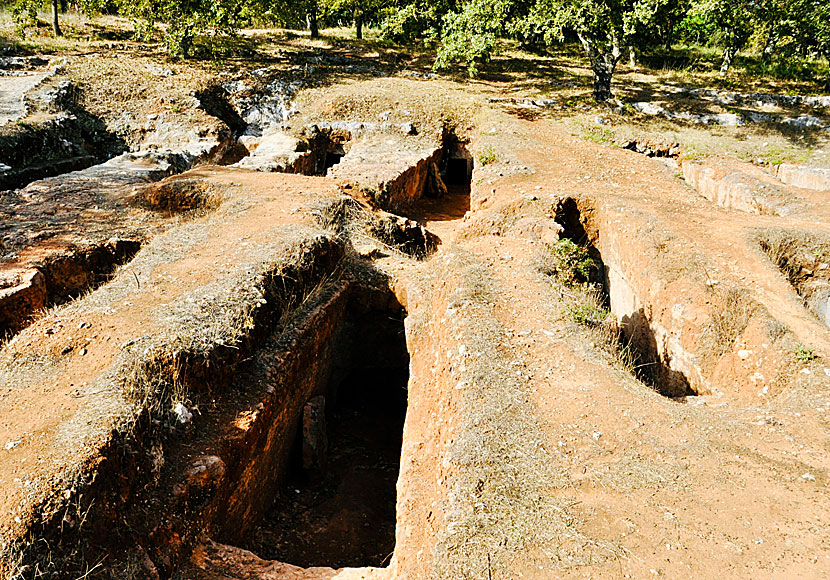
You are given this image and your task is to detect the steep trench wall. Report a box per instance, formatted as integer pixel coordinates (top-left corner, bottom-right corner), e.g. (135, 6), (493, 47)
(389, 273), (457, 579)
(147, 279), (355, 572)
(775, 164), (830, 191)
(0, 239), (142, 336)
(588, 199), (790, 399)
(7, 232), (349, 579)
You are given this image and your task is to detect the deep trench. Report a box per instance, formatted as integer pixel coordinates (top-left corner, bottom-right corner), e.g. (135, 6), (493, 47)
(242, 285), (408, 568)
(554, 198), (695, 398)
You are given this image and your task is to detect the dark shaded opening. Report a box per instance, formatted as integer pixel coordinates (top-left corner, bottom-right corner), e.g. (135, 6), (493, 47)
(40, 239), (142, 306)
(554, 197), (694, 398)
(405, 138), (471, 226)
(324, 151), (344, 171)
(308, 127), (352, 176)
(554, 197), (608, 301)
(446, 157), (471, 185)
(243, 284), (408, 568)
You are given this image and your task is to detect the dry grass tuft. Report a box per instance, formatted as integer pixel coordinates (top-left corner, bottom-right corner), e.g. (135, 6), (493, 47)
(757, 228), (830, 286)
(432, 248), (626, 578)
(701, 286), (759, 361)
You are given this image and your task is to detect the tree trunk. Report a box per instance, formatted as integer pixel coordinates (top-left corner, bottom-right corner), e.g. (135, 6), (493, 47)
(578, 33), (622, 102)
(719, 46), (737, 75)
(761, 32), (778, 63)
(51, 0), (61, 37)
(628, 46), (636, 68)
(180, 34), (193, 58)
(307, 5), (319, 39)
(664, 21), (673, 51)
(356, 15), (363, 39)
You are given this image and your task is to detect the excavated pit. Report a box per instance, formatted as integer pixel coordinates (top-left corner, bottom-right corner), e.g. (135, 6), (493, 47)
(0, 238), (141, 337)
(759, 229), (830, 327)
(240, 283), (408, 569)
(554, 198), (695, 398)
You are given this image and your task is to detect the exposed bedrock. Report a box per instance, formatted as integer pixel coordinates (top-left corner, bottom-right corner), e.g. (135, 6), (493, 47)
(329, 133), (449, 211)
(577, 197), (792, 398)
(774, 164), (830, 192)
(0, 239), (141, 336)
(0, 166), (448, 578)
(682, 160), (794, 216)
(758, 229), (830, 329)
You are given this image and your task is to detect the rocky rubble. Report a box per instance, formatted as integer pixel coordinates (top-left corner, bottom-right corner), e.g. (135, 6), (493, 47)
(631, 99), (829, 129)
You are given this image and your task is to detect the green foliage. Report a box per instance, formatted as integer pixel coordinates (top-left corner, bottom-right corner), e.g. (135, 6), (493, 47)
(792, 344), (818, 363)
(476, 145), (498, 165)
(434, 0), (510, 75)
(565, 300), (608, 326)
(543, 238), (596, 286)
(116, 0), (250, 57)
(10, 0), (40, 36)
(379, 0), (456, 43)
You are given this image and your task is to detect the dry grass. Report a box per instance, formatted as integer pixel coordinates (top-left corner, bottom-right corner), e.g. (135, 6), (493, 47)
(310, 195), (439, 259)
(141, 177), (226, 214)
(536, 239), (638, 377)
(462, 195), (560, 239)
(700, 286), (759, 363)
(431, 247), (625, 578)
(564, 112), (826, 169)
(757, 228), (830, 286)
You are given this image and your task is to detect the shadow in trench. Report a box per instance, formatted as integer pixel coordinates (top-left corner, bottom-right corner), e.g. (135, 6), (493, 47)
(620, 309), (695, 398)
(554, 196), (695, 398)
(243, 286), (408, 569)
(406, 138), (472, 225)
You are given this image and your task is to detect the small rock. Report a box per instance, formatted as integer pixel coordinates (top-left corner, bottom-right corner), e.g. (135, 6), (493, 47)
(303, 396), (328, 471)
(79, 348), (87, 356)
(4, 440), (21, 450)
(173, 402), (192, 424)
(801, 472), (816, 482)
(183, 455), (226, 488)
(738, 349), (752, 360)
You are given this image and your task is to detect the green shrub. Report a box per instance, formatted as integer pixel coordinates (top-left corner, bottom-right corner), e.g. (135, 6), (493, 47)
(477, 145), (498, 165)
(792, 345), (818, 363)
(541, 238), (596, 286)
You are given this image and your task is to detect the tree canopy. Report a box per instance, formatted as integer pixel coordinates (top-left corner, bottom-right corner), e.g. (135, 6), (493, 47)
(7, 0), (830, 97)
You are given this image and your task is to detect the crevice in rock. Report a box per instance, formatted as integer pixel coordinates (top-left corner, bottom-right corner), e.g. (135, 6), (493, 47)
(553, 197), (695, 398)
(619, 139), (680, 158)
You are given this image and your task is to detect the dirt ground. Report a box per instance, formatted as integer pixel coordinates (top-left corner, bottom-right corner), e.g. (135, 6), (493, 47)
(0, 22), (829, 580)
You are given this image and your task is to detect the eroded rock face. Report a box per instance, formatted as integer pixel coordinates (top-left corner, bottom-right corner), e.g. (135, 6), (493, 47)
(329, 134), (445, 210)
(775, 164), (830, 192)
(179, 539), (388, 580)
(143, 177), (223, 212)
(0, 269), (46, 335)
(302, 395), (328, 471)
(682, 161), (792, 215)
(235, 132), (316, 173)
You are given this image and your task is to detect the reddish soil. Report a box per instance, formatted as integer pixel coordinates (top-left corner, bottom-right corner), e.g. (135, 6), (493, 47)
(1, 71), (829, 580)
